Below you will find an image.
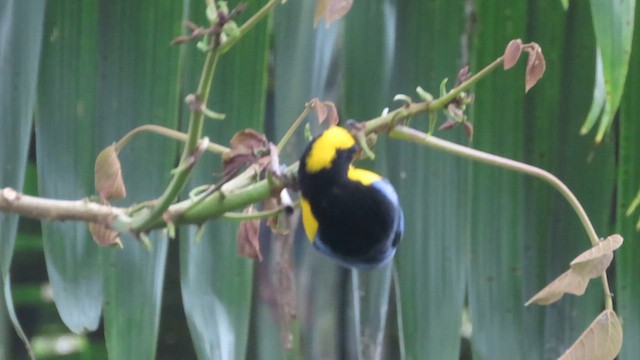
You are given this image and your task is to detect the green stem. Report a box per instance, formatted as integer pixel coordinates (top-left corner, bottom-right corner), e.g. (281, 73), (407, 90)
(129, 0), (279, 232)
(222, 202), (295, 221)
(363, 58), (504, 134)
(114, 124), (229, 154)
(389, 125), (613, 308)
(277, 104), (313, 152)
(129, 45), (220, 232)
(218, 0), (279, 54)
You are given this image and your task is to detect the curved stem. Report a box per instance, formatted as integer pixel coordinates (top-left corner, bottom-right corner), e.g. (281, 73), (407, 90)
(277, 104), (312, 152)
(391, 125), (599, 244)
(390, 125), (613, 308)
(114, 124), (229, 154)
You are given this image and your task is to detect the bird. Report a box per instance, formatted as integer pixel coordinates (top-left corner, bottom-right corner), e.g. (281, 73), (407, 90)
(297, 125), (404, 268)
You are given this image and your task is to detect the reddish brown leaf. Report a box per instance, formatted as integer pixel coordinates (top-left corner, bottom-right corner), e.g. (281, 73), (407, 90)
(525, 42), (546, 92)
(237, 205), (262, 261)
(89, 222), (122, 248)
(503, 39), (523, 70)
(314, 0), (353, 27)
(462, 120), (474, 141)
(311, 98), (339, 125)
(455, 66), (470, 86)
(94, 144), (126, 202)
(221, 129), (269, 179)
(438, 119), (457, 131)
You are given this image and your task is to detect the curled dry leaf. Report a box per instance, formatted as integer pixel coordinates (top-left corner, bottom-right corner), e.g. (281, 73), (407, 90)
(237, 205), (262, 261)
(570, 234), (623, 278)
(314, 0), (353, 27)
(558, 309), (622, 360)
(526, 235), (622, 306)
(221, 129), (269, 179)
(94, 144), (126, 202)
(525, 42), (546, 92)
(310, 98), (340, 126)
(503, 39), (523, 70)
(89, 222), (122, 248)
(525, 269), (589, 306)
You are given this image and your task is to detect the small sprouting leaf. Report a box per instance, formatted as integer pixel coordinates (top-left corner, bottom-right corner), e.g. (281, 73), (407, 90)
(525, 269), (589, 306)
(237, 205), (262, 261)
(94, 144), (126, 202)
(314, 0), (353, 27)
(558, 309), (622, 360)
(416, 86), (434, 102)
(570, 234), (623, 278)
(310, 98), (339, 126)
(462, 120), (474, 141)
(393, 94), (413, 104)
(89, 223), (122, 248)
(525, 42), (546, 92)
(454, 66), (470, 86)
(503, 39), (523, 70)
(438, 119), (457, 131)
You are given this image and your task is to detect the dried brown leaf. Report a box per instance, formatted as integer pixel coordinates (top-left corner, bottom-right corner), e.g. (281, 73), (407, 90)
(558, 309), (622, 360)
(221, 129), (268, 179)
(237, 206), (262, 261)
(525, 42), (546, 92)
(314, 0), (353, 27)
(525, 269), (589, 306)
(94, 145), (126, 202)
(503, 39), (523, 70)
(570, 234), (623, 278)
(310, 98), (339, 125)
(89, 222), (122, 248)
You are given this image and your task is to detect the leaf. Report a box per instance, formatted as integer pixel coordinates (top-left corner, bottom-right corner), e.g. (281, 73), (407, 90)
(89, 223), (122, 248)
(0, 1), (46, 358)
(587, 0), (635, 143)
(570, 234), (623, 278)
(503, 39), (523, 70)
(37, 0), (104, 335)
(221, 129), (268, 179)
(525, 269), (590, 306)
(580, 49), (606, 136)
(237, 206), (262, 261)
(314, 0), (353, 27)
(524, 42), (546, 92)
(558, 309), (622, 360)
(94, 144), (126, 202)
(310, 98), (339, 125)
(526, 235), (622, 306)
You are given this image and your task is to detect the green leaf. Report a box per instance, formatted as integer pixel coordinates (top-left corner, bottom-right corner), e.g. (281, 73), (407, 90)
(585, 0), (636, 143)
(0, 1), (46, 358)
(616, 2), (640, 358)
(390, 1), (469, 359)
(36, 0), (103, 333)
(178, 1), (269, 359)
(93, 0), (182, 358)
